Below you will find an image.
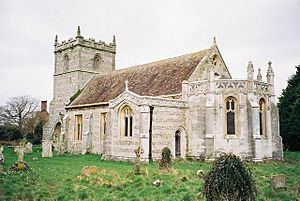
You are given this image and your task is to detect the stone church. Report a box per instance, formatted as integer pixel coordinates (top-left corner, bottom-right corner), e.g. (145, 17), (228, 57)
(44, 27), (283, 161)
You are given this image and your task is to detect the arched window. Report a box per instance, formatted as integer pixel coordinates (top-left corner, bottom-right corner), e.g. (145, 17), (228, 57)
(225, 97), (237, 135)
(64, 54), (69, 71)
(54, 122), (61, 143)
(100, 112), (107, 140)
(120, 105), (133, 137)
(93, 54), (101, 70)
(74, 114), (83, 141)
(259, 98), (266, 137)
(175, 130), (181, 158)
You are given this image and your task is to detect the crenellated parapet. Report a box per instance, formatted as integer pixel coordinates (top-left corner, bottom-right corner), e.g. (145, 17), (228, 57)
(54, 26), (116, 54)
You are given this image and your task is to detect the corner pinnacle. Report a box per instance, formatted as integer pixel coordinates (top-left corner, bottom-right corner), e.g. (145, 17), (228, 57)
(54, 35), (58, 46)
(112, 35), (116, 45)
(77, 26), (81, 36)
(213, 36), (217, 45)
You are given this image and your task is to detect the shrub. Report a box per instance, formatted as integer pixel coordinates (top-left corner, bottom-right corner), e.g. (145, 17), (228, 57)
(204, 153), (257, 201)
(0, 125), (22, 141)
(159, 147), (172, 170)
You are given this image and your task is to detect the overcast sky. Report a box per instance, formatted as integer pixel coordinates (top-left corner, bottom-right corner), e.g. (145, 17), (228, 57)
(0, 0), (299, 106)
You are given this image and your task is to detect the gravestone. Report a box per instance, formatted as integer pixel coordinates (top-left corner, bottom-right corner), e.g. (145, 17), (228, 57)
(0, 145), (4, 164)
(14, 142), (25, 162)
(42, 140), (53, 157)
(57, 142), (66, 155)
(133, 146), (143, 175)
(25, 142), (33, 154)
(271, 174), (286, 191)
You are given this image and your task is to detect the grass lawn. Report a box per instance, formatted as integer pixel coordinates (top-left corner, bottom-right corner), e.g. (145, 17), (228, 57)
(0, 147), (299, 201)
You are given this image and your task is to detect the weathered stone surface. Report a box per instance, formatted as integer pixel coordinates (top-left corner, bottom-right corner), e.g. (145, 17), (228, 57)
(0, 145), (4, 164)
(57, 142), (66, 155)
(25, 142), (33, 154)
(14, 144), (25, 162)
(271, 174), (286, 191)
(42, 140), (53, 157)
(133, 146), (143, 175)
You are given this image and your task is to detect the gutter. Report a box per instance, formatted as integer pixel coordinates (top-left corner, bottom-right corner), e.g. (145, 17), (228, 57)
(65, 102), (109, 110)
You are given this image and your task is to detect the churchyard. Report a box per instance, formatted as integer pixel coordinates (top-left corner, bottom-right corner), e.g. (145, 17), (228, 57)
(0, 146), (299, 201)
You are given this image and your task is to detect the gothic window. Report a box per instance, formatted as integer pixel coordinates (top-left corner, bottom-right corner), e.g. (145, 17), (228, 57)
(64, 54), (69, 71)
(175, 130), (181, 158)
(100, 112), (107, 140)
(259, 98), (266, 137)
(225, 97), (237, 135)
(93, 54), (101, 70)
(120, 105), (133, 137)
(75, 114), (83, 141)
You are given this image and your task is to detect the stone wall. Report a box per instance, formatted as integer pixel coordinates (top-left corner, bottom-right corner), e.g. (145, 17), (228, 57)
(151, 106), (187, 159)
(44, 32), (116, 141)
(65, 105), (109, 154)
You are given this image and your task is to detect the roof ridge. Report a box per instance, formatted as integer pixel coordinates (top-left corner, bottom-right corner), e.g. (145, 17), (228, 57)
(70, 47), (211, 106)
(98, 48), (210, 76)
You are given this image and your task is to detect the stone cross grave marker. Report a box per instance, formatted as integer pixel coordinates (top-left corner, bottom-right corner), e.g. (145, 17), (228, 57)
(14, 142), (25, 162)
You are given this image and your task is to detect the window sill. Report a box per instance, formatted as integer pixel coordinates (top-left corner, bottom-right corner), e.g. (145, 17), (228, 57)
(254, 135), (268, 140)
(225, 135), (238, 139)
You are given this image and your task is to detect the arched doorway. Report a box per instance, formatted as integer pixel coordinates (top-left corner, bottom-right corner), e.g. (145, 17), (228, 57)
(54, 122), (62, 143)
(175, 130), (181, 158)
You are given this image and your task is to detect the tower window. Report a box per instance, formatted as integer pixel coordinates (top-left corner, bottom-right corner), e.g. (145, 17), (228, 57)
(225, 97), (237, 135)
(93, 54), (101, 70)
(120, 105), (133, 137)
(64, 54), (69, 71)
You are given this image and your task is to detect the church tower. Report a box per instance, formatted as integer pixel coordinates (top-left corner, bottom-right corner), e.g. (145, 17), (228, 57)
(44, 26), (116, 141)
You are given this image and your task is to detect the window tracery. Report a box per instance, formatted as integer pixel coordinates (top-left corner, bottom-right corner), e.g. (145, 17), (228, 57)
(225, 97), (237, 135)
(259, 98), (267, 137)
(120, 105), (133, 137)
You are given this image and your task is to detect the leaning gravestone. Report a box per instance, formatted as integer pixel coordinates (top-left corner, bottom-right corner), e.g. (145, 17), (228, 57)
(271, 174), (286, 191)
(25, 142), (33, 154)
(42, 140), (53, 157)
(0, 145), (4, 164)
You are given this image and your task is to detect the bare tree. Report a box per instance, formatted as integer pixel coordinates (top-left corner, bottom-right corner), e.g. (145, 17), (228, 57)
(0, 96), (38, 135)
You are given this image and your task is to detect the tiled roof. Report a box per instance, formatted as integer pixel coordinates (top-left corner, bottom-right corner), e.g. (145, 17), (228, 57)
(70, 48), (210, 106)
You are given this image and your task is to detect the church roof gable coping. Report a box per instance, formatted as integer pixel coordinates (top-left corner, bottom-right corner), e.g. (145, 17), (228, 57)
(70, 48), (211, 106)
